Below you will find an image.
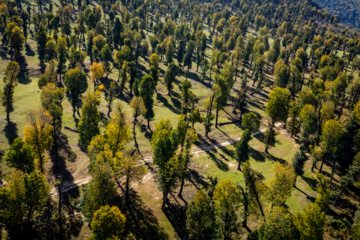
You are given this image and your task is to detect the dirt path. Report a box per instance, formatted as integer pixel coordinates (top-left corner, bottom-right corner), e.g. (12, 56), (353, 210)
(51, 123), (282, 196)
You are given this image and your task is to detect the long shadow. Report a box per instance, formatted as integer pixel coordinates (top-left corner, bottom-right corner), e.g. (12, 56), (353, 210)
(188, 169), (209, 190)
(250, 147), (266, 162)
(4, 121), (18, 145)
(301, 175), (318, 191)
(247, 100), (266, 111)
(25, 43), (35, 56)
(156, 94), (181, 114)
(120, 190), (169, 240)
(206, 150), (229, 171)
(17, 55), (31, 84)
(163, 199), (188, 239)
(50, 133), (76, 184)
(61, 187), (82, 238)
(265, 153), (286, 164)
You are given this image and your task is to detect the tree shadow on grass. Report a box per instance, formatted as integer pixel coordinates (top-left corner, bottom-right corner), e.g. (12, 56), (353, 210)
(265, 153), (286, 164)
(188, 168), (209, 190)
(206, 150), (229, 171)
(120, 190), (169, 240)
(61, 187), (83, 239)
(163, 194), (188, 240)
(250, 147), (266, 162)
(301, 175), (318, 191)
(25, 43), (35, 56)
(4, 121), (18, 145)
(156, 94), (181, 114)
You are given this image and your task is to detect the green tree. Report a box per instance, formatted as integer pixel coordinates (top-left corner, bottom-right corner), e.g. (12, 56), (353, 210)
(91, 205), (126, 240)
(106, 82), (118, 117)
(241, 112), (260, 132)
(83, 159), (117, 220)
(9, 26), (25, 58)
(235, 129), (251, 171)
(5, 138), (35, 173)
(78, 92), (101, 146)
(139, 75), (155, 130)
(151, 119), (179, 209)
(164, 62), (179, 96)
(64, 68), (88, 115)
(294, 204), (325, 240)
(56, 36), (68, 80)
(212, 178), (243, 239)
(112, 150), (147, 204)
(267, 162), (295, 207)
(1, 61), (20, 121)
(129, 97), (147, 149)
(186, 190), (218, 240)
(266, 87), (291, 126)
(292, 151), (307, 186)
(274, 59), (290, 88)
(36, 24), (47, 67)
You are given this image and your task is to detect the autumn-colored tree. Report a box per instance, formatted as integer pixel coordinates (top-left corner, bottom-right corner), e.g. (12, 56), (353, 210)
(129, 96), (147, 149)
(90, 62), (104, 91)
(1, 61), (20, 121)
(105, 103), (131, 155)
(24, 108), (53, 173)
(91, 205), (126, 240)
(78, 92), (101, 146)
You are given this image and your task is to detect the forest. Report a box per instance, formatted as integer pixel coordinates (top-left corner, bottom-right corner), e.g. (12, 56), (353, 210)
(0, 0), (360, 239)
(317, 0), (360, 29)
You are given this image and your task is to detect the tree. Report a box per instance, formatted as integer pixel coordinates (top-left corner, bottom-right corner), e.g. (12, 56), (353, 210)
(241, 112), (260, 132)
(106, 82), (118, 117)
(64, 68), (88, 115)
(10, 26), (25, 58)
(266, 87), (291, 126)
(56, 36), (67, 80)
(235, 129), (251, 171)
(129, 97), (147, 149)
(24, 108), (53, 173)
(212, 178), (242, 239)
(294, 204), (325, 240)
(83, 159), (117, 220)
(292, 151), (307, 186)
(112, 149), (147, 204)
(5, 138), (35, 173)
(90, 62), (104, 91)
(1, 61), (20, 121)
(151, 119), (179, 209)
(320, 120), (345, 183)
(119, 61), (129, 96)
(36, 24), (47, 67)
(139, 75), (155, 129)
(78, 92), (101, 146)
(164, 62), (178, 96)
(274, 59), (290, 88)
(315, 174), (331, 212)
(165, 40), (175, 64)
(105, 103), (131, 155)
(186, 190), (218, 240)
(91, 206), (126, 240)
(254, 206), (299, 239)
(264, 124), (277, 153)
(150, 53), (160, 67)
(267, 162), (295, 207)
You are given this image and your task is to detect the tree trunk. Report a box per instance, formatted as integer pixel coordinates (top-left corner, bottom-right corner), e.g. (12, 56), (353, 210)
(319, 156), (325, 173)
(333, 187), (345, 206)
(126, 176), (130, 205)
(215, 105), (219, 127)
(133, 117), (138, 148)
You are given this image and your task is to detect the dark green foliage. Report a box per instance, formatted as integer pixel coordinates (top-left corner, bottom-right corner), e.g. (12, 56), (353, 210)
(64, 68), (88, 114)
(235, 129), (252, 170)
(242, 112), (260, 132)
(5, 138), (35, 173)
(140, 75), (155, 129)
(164, 62), (178, 96)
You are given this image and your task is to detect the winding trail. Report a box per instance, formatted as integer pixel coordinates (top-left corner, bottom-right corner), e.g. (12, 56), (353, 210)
(51, 123), (282, 196)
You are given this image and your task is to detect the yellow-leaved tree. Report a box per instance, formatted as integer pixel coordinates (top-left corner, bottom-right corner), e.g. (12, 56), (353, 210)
(24, 108), (53, 173)
(90, 62), (104, 91)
